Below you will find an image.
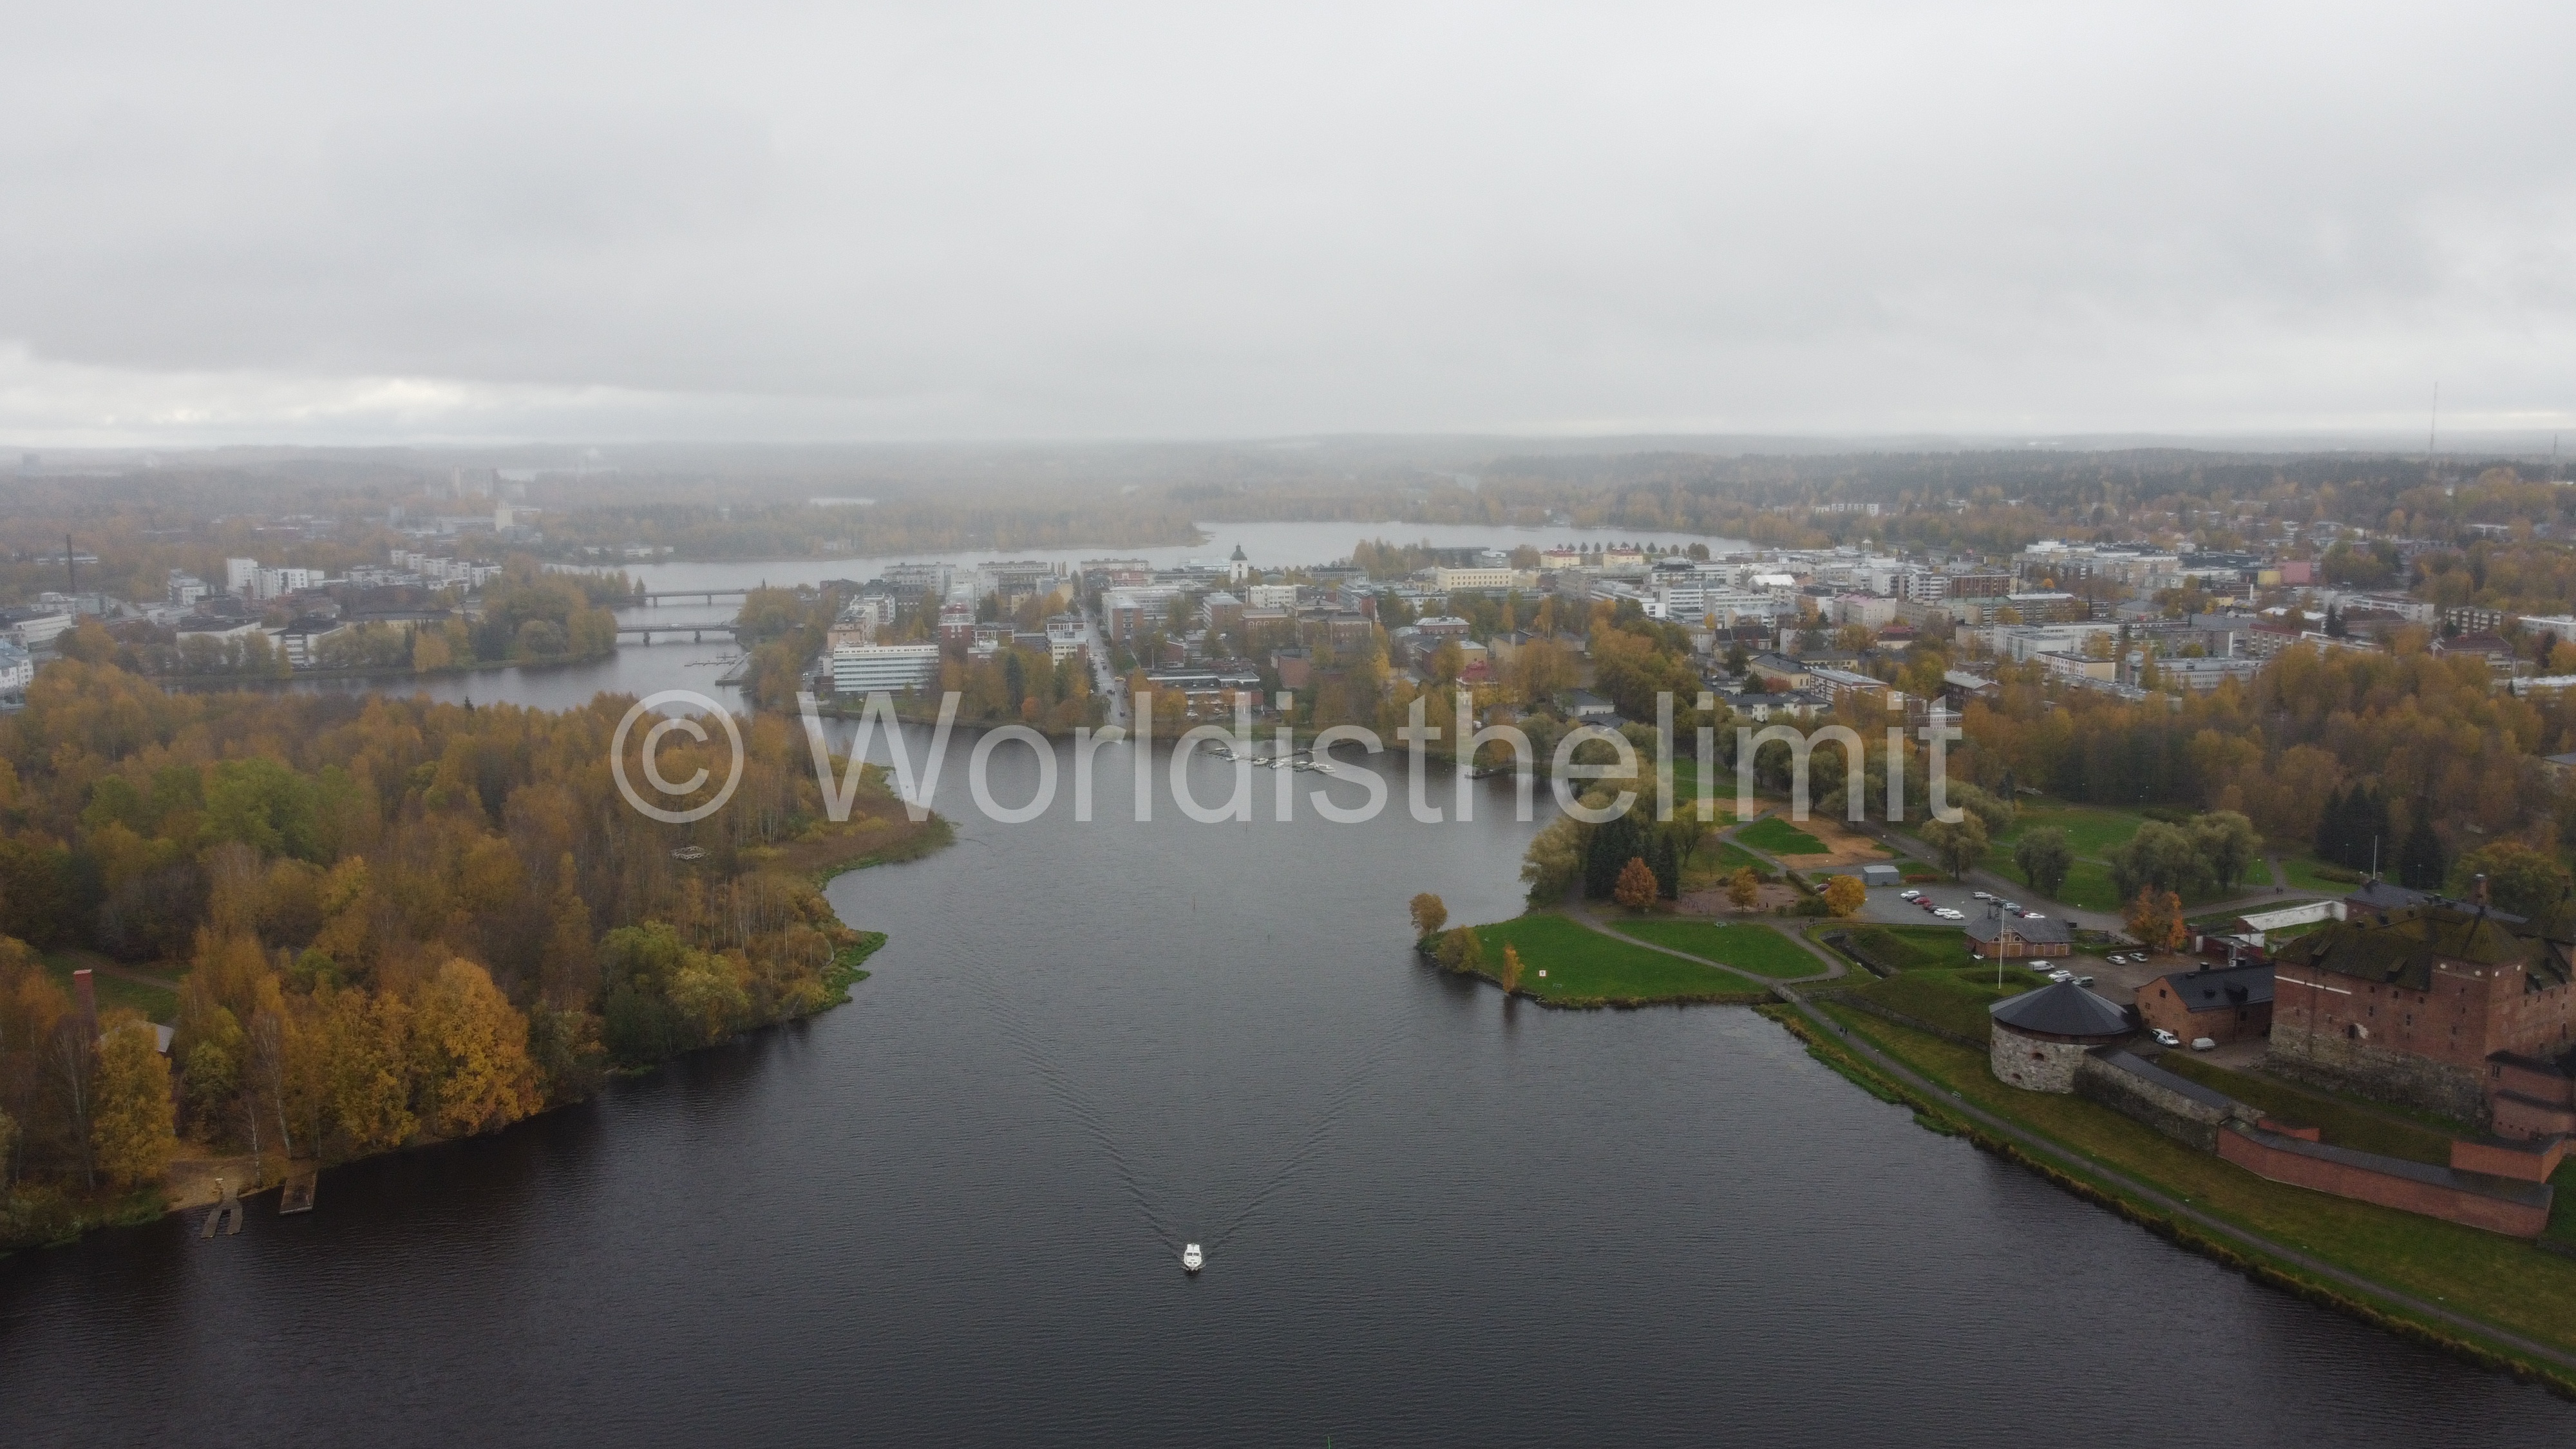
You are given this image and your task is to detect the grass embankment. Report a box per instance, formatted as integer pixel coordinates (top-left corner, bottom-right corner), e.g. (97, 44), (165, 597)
(2153, 1054), (2454, 1164)
(1611, 921), (1826, 978)
(1738, 817), (1828, 856)
(1828, 924), (1981, 973)
(1815, 1003), (2576, 1378)
(1452, 914), (1768, 1007)
(1838, 966), (2050, 1042)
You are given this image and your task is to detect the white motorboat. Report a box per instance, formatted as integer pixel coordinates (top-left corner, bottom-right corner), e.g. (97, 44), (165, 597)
(1182, 1243), (1204, 1274)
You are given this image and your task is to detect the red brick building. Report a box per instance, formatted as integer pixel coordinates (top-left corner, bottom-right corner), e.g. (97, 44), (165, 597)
(2136, 962), (2273, 1045)
(2269, 901), (2576, 1126)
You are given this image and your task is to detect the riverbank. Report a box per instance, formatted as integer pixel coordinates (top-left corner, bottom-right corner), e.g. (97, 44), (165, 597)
(1766, 993), (2576, 1398)
(151, 648), (618, 690)
(2, 799), (949, 1258)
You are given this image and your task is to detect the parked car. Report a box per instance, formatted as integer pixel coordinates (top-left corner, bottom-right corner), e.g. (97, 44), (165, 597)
(2001, 901), (2022, 913)
(1898, 889), (1920, 900)
(2073, 974), (2095, 987)
(1918, 898), (1938, 911)
(2048, 969), (2075, 984)
(2022, 913), (2046, 921)
(1936, 907), (1964, 920)
(2191, 1037), (2218, 1051)
(2150, 1028), (2181, 1047)
(1972, 891), (1993, 901)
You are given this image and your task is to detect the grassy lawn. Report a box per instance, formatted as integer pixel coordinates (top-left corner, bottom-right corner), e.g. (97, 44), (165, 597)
(1824, 1006), (2576, 1359)
(1844, 966), (2051, 1042)
(1979, 801), (2152, 911)
(1612, 920), (1826, 978)
(1738, 816), (1828, 855)
(2550, 1159), (2576, 1250)
(1462, 914), (1768, 1005)
(43, 951), (182, 1023)
(1977, 799), (2254, 912)
(1692, 840), (1773, 882)
(2278, 851), (2364, 895)
(2155, 1056), (2455, 1165)
(1837, 924), (1981, 971)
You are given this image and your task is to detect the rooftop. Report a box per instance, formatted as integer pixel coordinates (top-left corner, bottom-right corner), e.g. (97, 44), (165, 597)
(2153, 961), (2275, 1012)
(1990, 980), (2131, 1038)
(2273, 902), (2544, 991)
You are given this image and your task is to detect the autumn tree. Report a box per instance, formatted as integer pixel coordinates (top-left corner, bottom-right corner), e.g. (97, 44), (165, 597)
(1613, 856), (1660, 911)
(91, 1016), (176, 1188)
(1822, 874), (1866, 918)
(1727, 866), (1761, 912)
(1499, 943), (1526, 993)
(411, 960), (540, 1137)
(1408, 893), (1449, 940)
(1435, 926), (1487, 976)
(2448, 840), (2571, 917)
(2125, 888), (2188, 954)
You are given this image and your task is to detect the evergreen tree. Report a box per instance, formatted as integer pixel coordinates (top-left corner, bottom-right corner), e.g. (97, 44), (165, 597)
(2360, 787), (2391, 874)
(2313, 784), (2349, 865)
(1584, 811), (1645, 899)
(2397, 813), (2446, 889)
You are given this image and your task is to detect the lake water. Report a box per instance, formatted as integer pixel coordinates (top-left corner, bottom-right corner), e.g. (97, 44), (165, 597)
(7, 551), (2572, 1444)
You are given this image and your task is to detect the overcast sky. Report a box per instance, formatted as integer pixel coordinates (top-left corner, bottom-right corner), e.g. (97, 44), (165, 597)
(3, 2), (2571, 447)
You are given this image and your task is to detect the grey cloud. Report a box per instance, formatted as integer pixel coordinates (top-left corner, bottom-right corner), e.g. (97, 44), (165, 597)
(0, 1), (2571, 444)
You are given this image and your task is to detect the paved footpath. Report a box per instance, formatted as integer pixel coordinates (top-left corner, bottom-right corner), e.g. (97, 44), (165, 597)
(1770, 983), (2576, 1376)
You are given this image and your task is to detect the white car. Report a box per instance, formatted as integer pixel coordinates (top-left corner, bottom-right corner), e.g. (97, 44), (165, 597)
(1971, 890), (1993, 901)
(2022, 913), (2046, 922)
(2001, 902), (2023, 913)
(1898, 889), (1920, 900)
(2048, 969), (2076, 984)
(2150, 1028), (2181, 1047)
(2191, 1036), (2218, 1051)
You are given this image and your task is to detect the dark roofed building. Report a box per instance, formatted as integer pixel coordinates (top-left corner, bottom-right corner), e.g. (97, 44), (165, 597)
(1964, 912), (2074, 960)
(2271, 900), (2576, 1124)
(1989, 981), (2135, 1092)
(2137, 962), (2273, 1045)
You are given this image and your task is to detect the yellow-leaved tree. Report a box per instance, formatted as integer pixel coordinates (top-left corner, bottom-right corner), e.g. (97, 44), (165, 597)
(91, 1015), (177, 1188)
(1822, 874), (1867, 918)
(1613, 857), (1660, 911)
(412, 960), (541, 1137)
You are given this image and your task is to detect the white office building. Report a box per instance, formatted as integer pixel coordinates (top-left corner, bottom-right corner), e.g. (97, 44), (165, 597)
(832, 643), (942, 694)
(225, 557), (260, 594)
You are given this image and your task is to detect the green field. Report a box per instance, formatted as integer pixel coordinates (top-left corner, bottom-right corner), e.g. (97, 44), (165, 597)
(1688, 840), (1773, 884)
(1842, 966), (2050, 1042)
(2277, 852), (2364, 894)
(43, 953), (180, 1024)
(1460, 914), (1767, 1005)
(1978, 799), (2264, 913)
(2155, 1055), (2454, 1165)
(1819, 1005), (2576, 1363)
(1738, 817), (1829, 856)
(1611, 920), (1826, 978)
(1832, 923), (1980, 972)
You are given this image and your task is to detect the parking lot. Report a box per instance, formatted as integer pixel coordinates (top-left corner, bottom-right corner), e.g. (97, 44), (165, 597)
(1848, 881), (2193, 1003)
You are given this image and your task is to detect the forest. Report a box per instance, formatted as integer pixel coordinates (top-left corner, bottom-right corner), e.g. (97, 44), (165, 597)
(0, 659), (938, 1247)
